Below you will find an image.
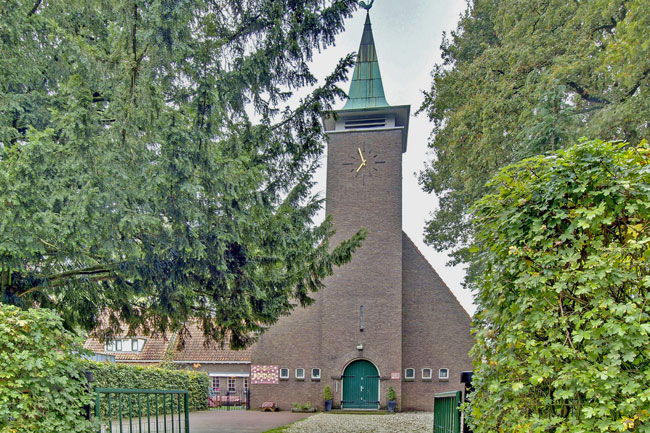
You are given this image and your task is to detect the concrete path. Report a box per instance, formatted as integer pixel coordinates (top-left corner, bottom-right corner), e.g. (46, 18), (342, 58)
(189, 410), (313, 433)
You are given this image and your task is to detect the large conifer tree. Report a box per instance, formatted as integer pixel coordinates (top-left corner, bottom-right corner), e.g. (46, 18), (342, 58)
(0, 0), (363, 348)
(419, 0), (649, 282)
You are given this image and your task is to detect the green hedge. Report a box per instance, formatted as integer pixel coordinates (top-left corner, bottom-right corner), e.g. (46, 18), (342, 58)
(0, 305), (94, 433)
(84, 361), (209, 413)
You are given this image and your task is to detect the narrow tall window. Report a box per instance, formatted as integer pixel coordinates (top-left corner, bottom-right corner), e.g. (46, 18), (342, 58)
(359, 305), (364, 331)
(211, 377), (220, 392)
(228, 377), (236, 392)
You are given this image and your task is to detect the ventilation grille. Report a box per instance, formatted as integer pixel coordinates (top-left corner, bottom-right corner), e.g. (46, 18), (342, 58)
(344, 116), (386, 129)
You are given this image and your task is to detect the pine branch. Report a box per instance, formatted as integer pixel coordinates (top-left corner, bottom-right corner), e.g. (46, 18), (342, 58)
(27, 0), (42, 17)
(566, 81), (611, 105)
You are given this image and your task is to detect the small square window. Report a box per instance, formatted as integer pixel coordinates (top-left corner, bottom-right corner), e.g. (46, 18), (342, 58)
(422, 368), (432, 380)
(405, 368), (415, 381)
(295, 368), (305, 380)
(311, 368), (321, 380)
(279, 368), (289, 380)
(439, 368), (450, 381)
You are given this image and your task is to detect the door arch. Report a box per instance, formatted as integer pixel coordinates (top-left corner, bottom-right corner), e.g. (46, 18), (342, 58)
(342, 359), (380, 410)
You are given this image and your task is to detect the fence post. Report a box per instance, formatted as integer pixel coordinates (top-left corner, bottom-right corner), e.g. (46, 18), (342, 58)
(184, 392), (190, 433)
(84, 370), (95, 422)
(246, 388), (250, 410)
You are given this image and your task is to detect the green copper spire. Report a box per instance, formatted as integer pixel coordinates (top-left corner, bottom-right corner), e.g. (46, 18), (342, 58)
(342, 12), (389, 110)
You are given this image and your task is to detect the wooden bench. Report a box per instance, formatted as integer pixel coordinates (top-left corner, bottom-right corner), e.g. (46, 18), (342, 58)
(261, 401), (278, 412)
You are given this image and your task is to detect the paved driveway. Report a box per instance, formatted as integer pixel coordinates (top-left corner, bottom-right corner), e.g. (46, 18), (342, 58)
(190, 410), (313, 433)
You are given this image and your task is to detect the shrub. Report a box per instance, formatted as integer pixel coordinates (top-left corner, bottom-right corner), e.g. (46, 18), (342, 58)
(84, 361), (209, 414)
(469, 139), (650, 432)
(387, 386), (396, 402)
(0, 305), (94, 433)
(323, 385), (332, 401)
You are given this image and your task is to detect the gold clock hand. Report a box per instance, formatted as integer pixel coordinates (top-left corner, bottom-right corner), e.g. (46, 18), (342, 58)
(356, 161), (366, 173)
(358, 147), (366, 163)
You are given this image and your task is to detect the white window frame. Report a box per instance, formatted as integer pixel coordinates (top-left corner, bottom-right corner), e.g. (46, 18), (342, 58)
(211, 377), (220, 393)
(295, 368), (305, 380)
(439, 368), (450, 380)
(311, 368), (321, 380)
(405, 368), (415, 381)
(228, 377), (236, 392)
(105, 338), (145, 353)
(422, 368), (433, 380)
(243, 378), (249, 390)
(279, 368), (289, 380)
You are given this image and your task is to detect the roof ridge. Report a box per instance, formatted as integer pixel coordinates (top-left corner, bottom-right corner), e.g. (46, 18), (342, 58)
(402, 231), (473, 320)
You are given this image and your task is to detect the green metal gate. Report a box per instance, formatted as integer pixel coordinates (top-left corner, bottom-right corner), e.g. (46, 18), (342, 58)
(433, 390), (462, 433)
(342, 360), (380, 410)
(95, 388), (190, 433)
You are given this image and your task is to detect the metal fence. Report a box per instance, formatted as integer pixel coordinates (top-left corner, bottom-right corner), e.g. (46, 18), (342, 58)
(433, 390), (462, 433)
(208, 388), (250, 411)
(95, 388), (190, 433)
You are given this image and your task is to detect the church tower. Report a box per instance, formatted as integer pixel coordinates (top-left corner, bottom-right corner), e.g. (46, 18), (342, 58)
(249, 8), (473, 412)
(319, 11), (410, 409)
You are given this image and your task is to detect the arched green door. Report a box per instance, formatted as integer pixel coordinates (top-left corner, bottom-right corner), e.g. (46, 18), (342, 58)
(342, 360), (380, 409)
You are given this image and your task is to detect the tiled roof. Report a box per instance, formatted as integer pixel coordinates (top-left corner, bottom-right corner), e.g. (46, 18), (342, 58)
(83, 330), (170, 362)
(172, 323), (251, 363)
(84, 322), (250, 363)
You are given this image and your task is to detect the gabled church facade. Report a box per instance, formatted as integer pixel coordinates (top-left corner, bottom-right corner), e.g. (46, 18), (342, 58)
(248, 11), (473, 411)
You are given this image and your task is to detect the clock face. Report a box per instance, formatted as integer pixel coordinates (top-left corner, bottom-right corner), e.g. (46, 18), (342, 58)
(341, 141), (386, 185)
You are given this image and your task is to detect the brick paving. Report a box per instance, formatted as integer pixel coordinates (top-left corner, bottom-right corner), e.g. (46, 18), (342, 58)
(189, 410), (313, 433)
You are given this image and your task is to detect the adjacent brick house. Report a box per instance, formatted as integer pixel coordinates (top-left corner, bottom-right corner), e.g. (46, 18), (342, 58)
(84, 323), (252, 395)
(85, 10), (473, 412)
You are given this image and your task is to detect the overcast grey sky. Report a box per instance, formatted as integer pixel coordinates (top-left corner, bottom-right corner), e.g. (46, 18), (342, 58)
(307, 1), (476, 315)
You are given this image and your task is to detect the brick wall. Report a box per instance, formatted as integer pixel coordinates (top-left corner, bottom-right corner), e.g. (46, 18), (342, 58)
(401, 234), (474, 410)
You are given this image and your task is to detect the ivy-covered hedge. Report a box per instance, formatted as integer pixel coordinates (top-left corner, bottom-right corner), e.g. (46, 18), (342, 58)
(0, 305), (94, 433)
(84, 361), (209, 413)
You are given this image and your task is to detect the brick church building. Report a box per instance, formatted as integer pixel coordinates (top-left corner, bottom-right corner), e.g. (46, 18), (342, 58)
(248, 11), (473, 411)
(85, 10), (473, 412)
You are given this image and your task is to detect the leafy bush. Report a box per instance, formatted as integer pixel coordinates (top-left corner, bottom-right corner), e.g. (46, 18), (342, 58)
(323, 385), (332, 401)
(0, 305), (93, 433)
(85, 361), (209, 414)
(292, 402), (311, 410)
(387, 386), (396, 402)
(469, 139), (650, 432)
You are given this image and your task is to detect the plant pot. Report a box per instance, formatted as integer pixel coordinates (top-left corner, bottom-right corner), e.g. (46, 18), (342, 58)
(325, 400), (332, 412)
(291, 408), (317, 413)
(387, 400), (396, 412)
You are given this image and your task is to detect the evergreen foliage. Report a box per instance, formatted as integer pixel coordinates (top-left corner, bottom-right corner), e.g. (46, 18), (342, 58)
(387, 386), (396, 402)
(469, 140), (650, 432)
(0, 0), (363, 348)
(323, 384), (332, 401)
(0, 305), (93, 433)
(419, 0), (650, 280)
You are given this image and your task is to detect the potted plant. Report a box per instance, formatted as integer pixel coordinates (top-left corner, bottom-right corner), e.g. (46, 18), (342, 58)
(387, 386), (397, 412)
(323, 385), (333, 412)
